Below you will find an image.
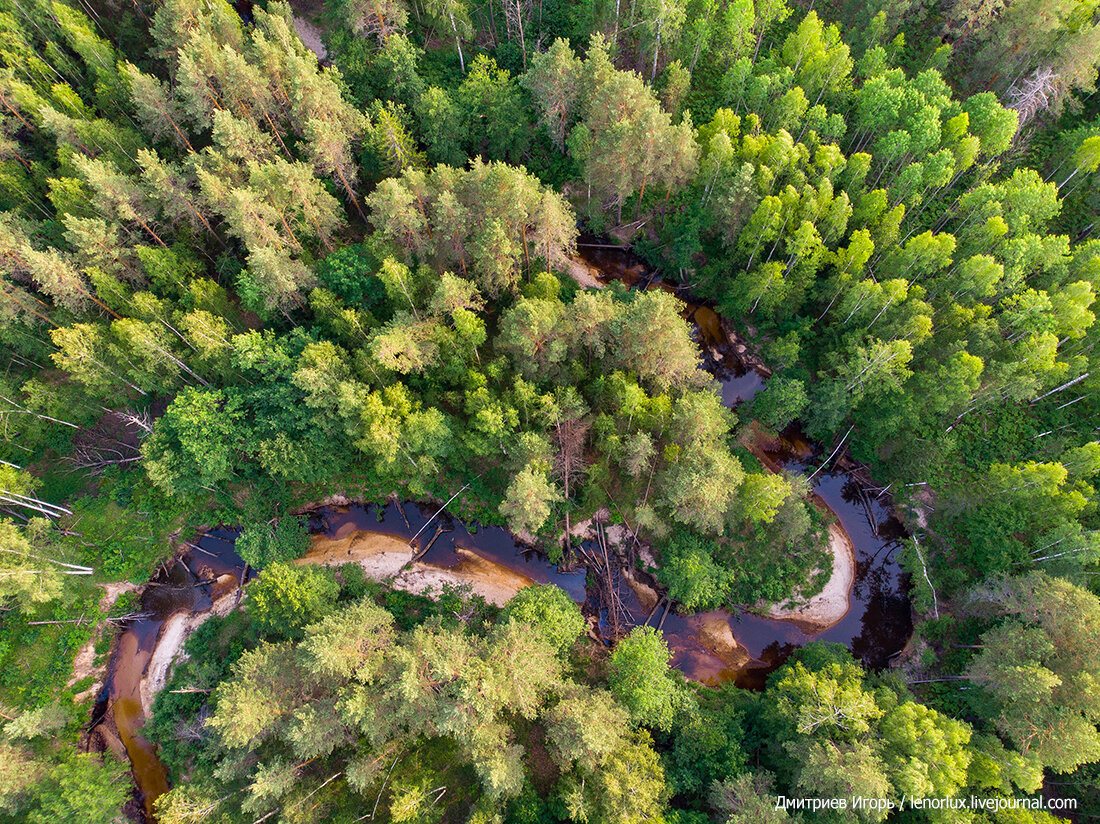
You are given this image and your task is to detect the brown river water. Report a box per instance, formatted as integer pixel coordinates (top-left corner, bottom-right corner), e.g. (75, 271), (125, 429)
(95, 244), (912, 819)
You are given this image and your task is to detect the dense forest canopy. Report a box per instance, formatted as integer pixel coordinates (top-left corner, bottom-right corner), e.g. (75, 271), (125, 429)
(0, 0), (1098, 821)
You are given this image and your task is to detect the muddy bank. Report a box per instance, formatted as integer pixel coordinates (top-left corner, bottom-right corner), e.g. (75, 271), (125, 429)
(566, 254), (605, 289)
(298, 527), (414, 578)
(139, 578), (239, 717)
(302, 501), (758, 682)
(69, 582), (141, 705)
(697, 619), (751, 668)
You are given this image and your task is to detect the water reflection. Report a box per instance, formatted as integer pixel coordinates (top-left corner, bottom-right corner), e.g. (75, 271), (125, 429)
(308, 503), (588, 602)
(96, 528), (246, 822)
(572, 241), (913, 680)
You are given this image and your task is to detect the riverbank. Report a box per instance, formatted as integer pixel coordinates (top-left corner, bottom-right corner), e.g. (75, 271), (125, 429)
(762, 522), (855, 632)
(298, 527), (538, 606)
(738, 422), (856, 631)
(69, 581), (141, 705)
(289, 0), (328, 60)
(139, 577), (239, 716)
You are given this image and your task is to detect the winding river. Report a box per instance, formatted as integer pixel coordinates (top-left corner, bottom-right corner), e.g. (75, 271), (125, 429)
(92, 245), (913, 820)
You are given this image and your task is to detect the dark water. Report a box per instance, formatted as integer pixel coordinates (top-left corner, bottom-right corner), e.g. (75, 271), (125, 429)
(570, 242), (912, 683)
(95, 529), (247, 822)
(306, 444), (912, 686)
(101, 242), (913, 811)
(306, 503), (587, 602)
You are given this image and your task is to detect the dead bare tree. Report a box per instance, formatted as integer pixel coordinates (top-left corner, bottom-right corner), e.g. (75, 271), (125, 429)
(67, 409), (152, 475)
(1006, 66), (1059, 127)
(577, 520), (632, 639)
(553, 417), (590, 551)
(346, 0), (408, 44)
(116, 409), (153, 433)
(69, 442), (143, 475)
(174, 705), (212, 744)
(500, 0), (531, 68)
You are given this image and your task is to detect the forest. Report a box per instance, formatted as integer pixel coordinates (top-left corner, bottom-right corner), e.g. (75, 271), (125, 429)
(0, 0), (1098, 821)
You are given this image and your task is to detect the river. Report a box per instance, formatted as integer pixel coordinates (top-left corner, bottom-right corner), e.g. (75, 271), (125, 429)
(89, 530), (247, 822)
(92, 243), (912, 819)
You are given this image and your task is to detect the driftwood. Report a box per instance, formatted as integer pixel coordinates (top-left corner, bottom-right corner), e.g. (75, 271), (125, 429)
(408, 523), (447, 566)
(183, 541), (219, 559)
(598, 522), (620, 638)
(27, 615), (88, 626)
(107, 612), (154, 625)
(393, 497), (411, 532)
(410, 483), (471, 543)
(642, 597), (665, 627)
(655, 600), (672, 632)
(807, 425), (854, 481)
(28, 611), (152, 627)
(578, 521), (632, 639)
(366, 756), (401, 822)
(235, 564), (249, 608)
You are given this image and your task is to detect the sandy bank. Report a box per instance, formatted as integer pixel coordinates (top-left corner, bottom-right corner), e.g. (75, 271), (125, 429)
(401, 548), (536, 606)
(621, 566), (660, 614)
(300, 531), (535, 607)
(292, 15), (327, 60)
(140, 574), (240, 716)
(762, 522), (855, 633)
(739, 423), (855, 632)
(565, 256), (605, 289)
(298, 529), (416, 579)
(696, 618), (751, 668)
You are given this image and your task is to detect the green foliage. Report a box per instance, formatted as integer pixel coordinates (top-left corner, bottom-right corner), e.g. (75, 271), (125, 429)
(316, 243), (388, 312)
(500, 584), (586, 654)
(0, 517), (64, 606)
(159, 598), (666, 821)
(662, 685), (746, 800)
(246, 563), (339, 638)
(16, 752), (129, 824)
(748, 377), (808, 432)
(0, 585), (100, 710)
(656, 529), (733, 612)
(146, 608), (257, 777)
(964, 573), (1100, 773)
(365, 160), (577, 297)
(500, 462), (562, 535)
(142, 388), (244, 498)
(235, 517), (310, 569)
(608, 626), (685, 731)
(3, 0), (1100, 819)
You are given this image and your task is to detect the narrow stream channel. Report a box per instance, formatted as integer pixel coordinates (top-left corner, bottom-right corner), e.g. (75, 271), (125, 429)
(571, 241), (912, 681)
(91, 530), (247, 822)
(96, 243), (913, 820)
